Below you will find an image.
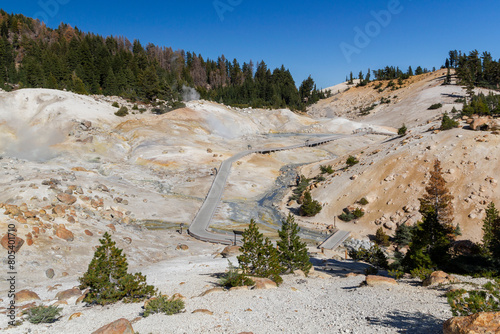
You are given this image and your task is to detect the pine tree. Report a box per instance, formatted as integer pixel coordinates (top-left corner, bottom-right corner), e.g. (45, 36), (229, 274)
(277, 214), (312, 274)
(79, 232), (156, 305)
(482, 202), (500, 259)
(375, 227), (390, 247)
(403, 160), (456, 270)
(237, 220), (283, 284)
(299, 191), (322, 217)
(393, 223), (413, 247)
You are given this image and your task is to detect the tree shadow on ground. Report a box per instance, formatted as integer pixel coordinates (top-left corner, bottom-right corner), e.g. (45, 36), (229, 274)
(309, 257), (372, 277)
(367, 310), (444, 334)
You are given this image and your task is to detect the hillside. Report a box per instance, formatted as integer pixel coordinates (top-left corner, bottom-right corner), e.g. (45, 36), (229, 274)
(285, 69), (499, 242)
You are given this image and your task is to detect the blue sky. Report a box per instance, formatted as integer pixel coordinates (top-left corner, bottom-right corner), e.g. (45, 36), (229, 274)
(3, 0), (500, 88)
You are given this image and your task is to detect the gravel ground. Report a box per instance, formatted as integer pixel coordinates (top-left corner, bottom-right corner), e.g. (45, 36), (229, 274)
(2, 254), (454, 334)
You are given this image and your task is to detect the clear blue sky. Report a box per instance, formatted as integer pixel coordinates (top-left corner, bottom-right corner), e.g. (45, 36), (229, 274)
(3, 0), (500, 88)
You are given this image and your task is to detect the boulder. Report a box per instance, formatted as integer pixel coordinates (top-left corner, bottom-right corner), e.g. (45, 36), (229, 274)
(85, 230), (94, 236)
(1, 234), (24, 252)
(221, 245), (241, 258)
(471, 117), (491, 131)
(57, 193), (77, 205)
(248, 277), (277, 289)
(55, 226), (74, 241)
(56, 288), (82, 301)
(92, 318), (134, 334)
(15, 290), (40, 304)
(192, 309), (213, 315)
(364, 275), (398, 287)
(423, 271), (458, 286)
(293, 269), (306, 277)
(443, 312), (500, 334)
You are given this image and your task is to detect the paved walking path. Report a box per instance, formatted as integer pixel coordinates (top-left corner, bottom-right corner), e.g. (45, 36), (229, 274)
(188, 130), (392, 244)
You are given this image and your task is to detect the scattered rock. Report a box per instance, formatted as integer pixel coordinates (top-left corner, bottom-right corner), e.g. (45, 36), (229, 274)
(221, 245), (241, 258)
(364, 275), (398, 287)
(57, 193), (77, 205)
(1, 234), (24, 252)
(293, 269), (306, 277)
(423, 271), (458, 287)
(56, 288), (82, 301)
(69, 312), (83, 320)
(443, 311), (500, 334)
(200, 287), (225, 297)
(92, 318), (134, 334)
(85, 230), (94, 236)
(249, 277), (277, 289)
(229, 286), (249, 292)
(46, 269), (55, 279)
(15, 290), (40, 304)
(192, 309), (213, 315)
(176, 244), (189, 251)
(55, 226), (74, 242)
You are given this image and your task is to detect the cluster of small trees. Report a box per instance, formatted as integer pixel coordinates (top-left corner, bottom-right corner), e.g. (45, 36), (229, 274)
(449, 49), (500, 91)
(346, 65), (431, 87)
(232, 215), (312, 286)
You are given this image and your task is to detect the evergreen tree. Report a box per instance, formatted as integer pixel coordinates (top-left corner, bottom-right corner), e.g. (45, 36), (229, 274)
(393, 223), (413, 247)
(375, 227), (390, 247)
(398, 124), (407, 136)
(482, 202), (500, 259)
(237, 220), (283, 284)
(403, 160), (456, 270)
(299, 191), (322, 217)
(277, 214), (312, 274)
(79, 232), (156, 305)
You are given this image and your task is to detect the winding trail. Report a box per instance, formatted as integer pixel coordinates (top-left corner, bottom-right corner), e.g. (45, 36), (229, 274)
(188, 130), (392, 245)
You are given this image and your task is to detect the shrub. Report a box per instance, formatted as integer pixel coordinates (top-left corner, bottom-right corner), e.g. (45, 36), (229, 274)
(299, 191), (322, 217)
(375, 227), (390, 247)
(352, 208), (365, 219)
(219, 260), (253, 288)
(316, 176), (325, 182)
(79, 232), (157, 305)
(365, 266), (378, 275)
(24, 305), (62, 324)
(410, 267), (433, 281)
(115, 106), (129, 117)
(446, 280), (500, 316)
(132, 104), (139, 110)
(428, 103), (443, 110)
(339, 212), (355, 222)
(440, 112), (459, 130)
(143, 295), (185, 317)
(290, 175), (310, 201)
(388, 269), (405, 279)
(112, 101), (119, 108)
(398, 124), (407, 136)
(320, 165), (334, 174)
(346, 155), (359, 167)
(357, 198), (369, 206)
(349, 245), (389, 269)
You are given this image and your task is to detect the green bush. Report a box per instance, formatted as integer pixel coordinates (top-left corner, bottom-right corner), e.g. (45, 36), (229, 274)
(428, 103), (443, 110)
(339, 212), (355, 222)
(398, 124), (407, 136)
(143, 295), (185, 317)
(446, 280), (500, 316)
(388, 269), (405, 279)
(219, 260), (253, 288)
(79, 232), (157, 305)
(440, 112), (459, 130)
(24, 305), (62, 324)
(112, 101), (119, 108)
(346, 156), (359, 167)
(290, 175), (310, 201)
(410, 267), (433, 281)
(353, 208), (365, 219)
(357, 198), (369, 206)
(132, 104), (139, 110)
(348, 245), (389, 269)
(115, 106), (129, 117)
(320, 165), (334, 174)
